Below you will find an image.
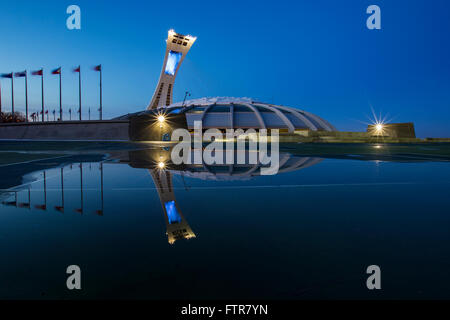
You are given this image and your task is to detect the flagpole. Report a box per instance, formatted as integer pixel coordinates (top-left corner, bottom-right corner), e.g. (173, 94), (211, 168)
(79, 66), (82, 121)
(0, 81), (2, 114)
(41, 71), (45, 122)
(61, 167), (65, 211)
(100, 65), (102, 120)
(25, 71), (28, 122)
(59, 71), (62, 121)
(11, 72), (14, 115)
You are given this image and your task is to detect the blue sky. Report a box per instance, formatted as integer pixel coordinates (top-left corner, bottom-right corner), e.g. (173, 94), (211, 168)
(0, 0), (449, 137)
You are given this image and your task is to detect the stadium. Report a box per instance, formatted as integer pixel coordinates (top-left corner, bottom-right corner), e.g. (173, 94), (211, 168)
(119, 30), (336, 140)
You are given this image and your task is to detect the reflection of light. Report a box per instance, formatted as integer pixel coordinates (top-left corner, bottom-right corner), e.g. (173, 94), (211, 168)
(157, 115), (165, 123)
(374, 145), (382, 149)
(158, 162), (165, 169)
(165, 200), (181, 224)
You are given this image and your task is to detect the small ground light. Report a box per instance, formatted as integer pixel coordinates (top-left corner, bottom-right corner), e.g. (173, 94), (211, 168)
(157, 115), (165, 123)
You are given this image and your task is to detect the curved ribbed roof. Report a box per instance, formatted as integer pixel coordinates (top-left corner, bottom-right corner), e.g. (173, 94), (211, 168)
(171, 156), (323, 181)
(169, 97), (336, 132)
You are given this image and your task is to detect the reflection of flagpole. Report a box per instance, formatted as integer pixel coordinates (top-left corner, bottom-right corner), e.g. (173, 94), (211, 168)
(44, 171), (47, 208)
(75, 163), (83, 214)
(27, 189), (30, 209)
(62, 168), (65, 209)
(0, 80), (2, 114)
(55, 167), (65, 213)
(18, 189), (31, 209)
(96, 162), (104, 216)
(35, 171), (47, 211)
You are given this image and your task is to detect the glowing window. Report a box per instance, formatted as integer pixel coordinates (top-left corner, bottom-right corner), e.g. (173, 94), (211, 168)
(164, 51), (182, 76)
(165, 201), (181, 224)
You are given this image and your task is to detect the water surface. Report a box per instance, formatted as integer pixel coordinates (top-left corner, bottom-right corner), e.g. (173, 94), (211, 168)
(0, 142), (449, 299)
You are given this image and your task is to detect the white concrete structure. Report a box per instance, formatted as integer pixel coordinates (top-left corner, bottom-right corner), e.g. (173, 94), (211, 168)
(169, 97), (336, 133)
(147, 30), (197, 110)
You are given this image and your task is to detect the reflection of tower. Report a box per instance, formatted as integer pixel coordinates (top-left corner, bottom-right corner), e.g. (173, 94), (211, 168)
(147, 29), (197, 110)
(149, 168), (195, 245)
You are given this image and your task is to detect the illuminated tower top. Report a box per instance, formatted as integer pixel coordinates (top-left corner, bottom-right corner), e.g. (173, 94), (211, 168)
(147, 29), (197, 110)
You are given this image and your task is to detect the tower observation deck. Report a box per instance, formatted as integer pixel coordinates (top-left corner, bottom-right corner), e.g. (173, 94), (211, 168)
(147, 29), (197, 110)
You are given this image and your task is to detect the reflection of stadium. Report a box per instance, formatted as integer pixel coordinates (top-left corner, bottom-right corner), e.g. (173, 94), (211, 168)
(0, 148), (323, 244)
(128, 148), (322, 244)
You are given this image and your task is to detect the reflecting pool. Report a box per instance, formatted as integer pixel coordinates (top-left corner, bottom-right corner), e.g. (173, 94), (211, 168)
(0, 142), (449, 299)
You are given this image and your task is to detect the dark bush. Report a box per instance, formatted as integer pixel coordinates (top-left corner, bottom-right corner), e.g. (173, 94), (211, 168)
(0, 112), (26, 123)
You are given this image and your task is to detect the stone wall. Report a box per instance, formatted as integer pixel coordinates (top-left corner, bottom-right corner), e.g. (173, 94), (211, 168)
(0, 120), (130, 141)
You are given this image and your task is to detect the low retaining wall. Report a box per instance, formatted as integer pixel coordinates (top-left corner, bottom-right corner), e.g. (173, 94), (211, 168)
(0, 120), (130, 141)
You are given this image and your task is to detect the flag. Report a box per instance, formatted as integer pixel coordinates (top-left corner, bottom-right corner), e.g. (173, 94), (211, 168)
(73, 66), (80, 73)
(14, 71), (27, 77)
(32, 69), (43, 76)
(54, 206), (64, 213)
(1, 73), (13, 78)
(93, 65), (101, 71)
(45, 110), (48, 114)
(51, 67), (61, 75)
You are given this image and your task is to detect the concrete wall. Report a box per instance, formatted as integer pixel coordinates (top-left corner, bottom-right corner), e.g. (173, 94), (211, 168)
(367, 123), (416, 138)
(0, 120), (130, 141)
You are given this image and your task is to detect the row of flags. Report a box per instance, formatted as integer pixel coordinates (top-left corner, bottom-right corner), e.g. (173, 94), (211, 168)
(0, 66), (102, 79)
(0, 65), (101, 77)
(0, 65), (102, 122)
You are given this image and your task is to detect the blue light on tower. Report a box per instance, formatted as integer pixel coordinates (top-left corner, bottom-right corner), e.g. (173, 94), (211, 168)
(164, 51), (182, 76)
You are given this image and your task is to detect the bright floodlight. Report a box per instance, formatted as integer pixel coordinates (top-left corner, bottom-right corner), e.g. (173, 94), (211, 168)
(157, 115), (165, 123)
(158, 162), (165, 169)
(376, 124), (383, 132)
